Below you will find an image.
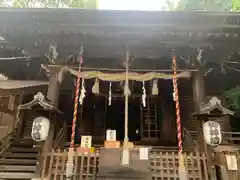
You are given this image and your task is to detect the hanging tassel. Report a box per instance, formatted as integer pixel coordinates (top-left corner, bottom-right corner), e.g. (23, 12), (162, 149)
(142, 81), (146, 107)
(79, 79), (86, 105)
(152, 79), (158, 95)
(108, 82), (112, 106)
(92, 78), (99, 94)
(124, 81), (131, 96)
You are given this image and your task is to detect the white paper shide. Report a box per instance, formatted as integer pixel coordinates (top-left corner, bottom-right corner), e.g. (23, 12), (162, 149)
(139, 147), (149, 160)
(226, 155), (238, 171)
(81, 136), (92, 148)
(106, 129), (116, 141)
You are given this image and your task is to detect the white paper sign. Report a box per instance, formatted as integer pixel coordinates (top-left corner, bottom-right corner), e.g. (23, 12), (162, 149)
(106, 129), (116, 141)
(225, 155), (238, 171)
(139, 147), (149, 160)
(81, 136), (92, 148)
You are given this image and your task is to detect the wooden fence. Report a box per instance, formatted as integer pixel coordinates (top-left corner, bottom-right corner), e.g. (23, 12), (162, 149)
(221, 151), (240, 180)
(150, 150), (209, 180)
(40, 148), (240, 180)
(41, 149), (99, 180)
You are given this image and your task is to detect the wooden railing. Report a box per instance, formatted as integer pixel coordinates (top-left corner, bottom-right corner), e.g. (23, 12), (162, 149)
(52, 116), (67, 149)
(222, 131), (240, 143)
(188, 130), (240, 145)
(0, 128), (18, 155)
(53, 128), (65, 149)
(41, 149), (99, 180)
(221, 151), (240, 180)
(183, 128), (199, 151)
(150, 151), (208, 180)
(40, 148), (209, 180)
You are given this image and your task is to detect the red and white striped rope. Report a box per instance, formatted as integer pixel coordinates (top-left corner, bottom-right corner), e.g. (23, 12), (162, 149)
(172, 56), (183, 154)
(70, 48), (84, 148)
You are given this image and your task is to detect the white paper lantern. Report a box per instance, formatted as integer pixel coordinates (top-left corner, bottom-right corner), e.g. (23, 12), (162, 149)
(31, 116), (50, 142)
(203, 121), (222, 146)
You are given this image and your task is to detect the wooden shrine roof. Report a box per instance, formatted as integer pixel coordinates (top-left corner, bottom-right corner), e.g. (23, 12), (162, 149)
(0, 9), (240, 58)
(0, 80), (48, 94)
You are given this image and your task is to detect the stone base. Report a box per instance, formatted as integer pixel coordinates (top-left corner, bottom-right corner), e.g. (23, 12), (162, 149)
(99, 148), (150, 180)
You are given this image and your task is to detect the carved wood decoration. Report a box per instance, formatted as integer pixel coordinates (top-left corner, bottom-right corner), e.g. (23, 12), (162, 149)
(19, 92), (55, 110)
(192, 97), (234, 117)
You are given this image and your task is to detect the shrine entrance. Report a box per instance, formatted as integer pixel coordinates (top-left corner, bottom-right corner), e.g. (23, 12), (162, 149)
(105, 98), (141, 142)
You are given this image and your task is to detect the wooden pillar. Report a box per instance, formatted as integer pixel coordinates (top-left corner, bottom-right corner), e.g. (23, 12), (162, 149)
(47, 68), (61, 107)
(36, 113), (56, 177)
(43, 113), (55, 152)
(192, 70), (205, 151)
(192, 71), (215, 179)
(14, 94), (23, 138)
(192, 70), (205, 111)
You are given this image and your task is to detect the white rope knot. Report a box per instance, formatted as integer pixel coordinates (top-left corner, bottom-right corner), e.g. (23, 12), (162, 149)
(108, 82), (112, 106)
(142, 81), (146, 107)
(79, 79), (86, 105)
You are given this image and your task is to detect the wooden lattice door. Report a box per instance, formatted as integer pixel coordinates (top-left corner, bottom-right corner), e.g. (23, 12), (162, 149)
(140, 98), (160, 141)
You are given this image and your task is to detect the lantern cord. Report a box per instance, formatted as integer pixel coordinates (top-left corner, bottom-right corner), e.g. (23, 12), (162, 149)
(172, 56), (183, 154)
(70, 46), (83, 148)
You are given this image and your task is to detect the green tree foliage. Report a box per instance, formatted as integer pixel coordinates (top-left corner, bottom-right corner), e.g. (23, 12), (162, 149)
(225, 86), (240, 111)
(232, 0), (240, 10)
(168, 0), (238, 11)
(0, 0), (98, 8)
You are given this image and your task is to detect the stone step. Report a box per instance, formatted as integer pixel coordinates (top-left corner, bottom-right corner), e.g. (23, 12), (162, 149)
(10, 147), (38, 153)
(0, 158), (36, 165)
(2, 152), (37, 159)
(0, 165), (36, 172)
(0, 172), (35, 179)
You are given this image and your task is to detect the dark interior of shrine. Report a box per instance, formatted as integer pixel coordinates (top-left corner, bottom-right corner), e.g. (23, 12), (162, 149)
(57, 73), (192, 147)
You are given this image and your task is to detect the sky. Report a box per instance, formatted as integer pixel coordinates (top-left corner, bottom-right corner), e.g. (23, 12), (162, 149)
(98, 0), (179, 11)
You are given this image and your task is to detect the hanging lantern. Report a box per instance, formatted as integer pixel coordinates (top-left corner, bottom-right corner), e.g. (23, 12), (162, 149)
(203, 120), (222, 147)
(92, 78), (99, 94)
(108, 82), (112, 106)
(31, 116), (50, 142)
